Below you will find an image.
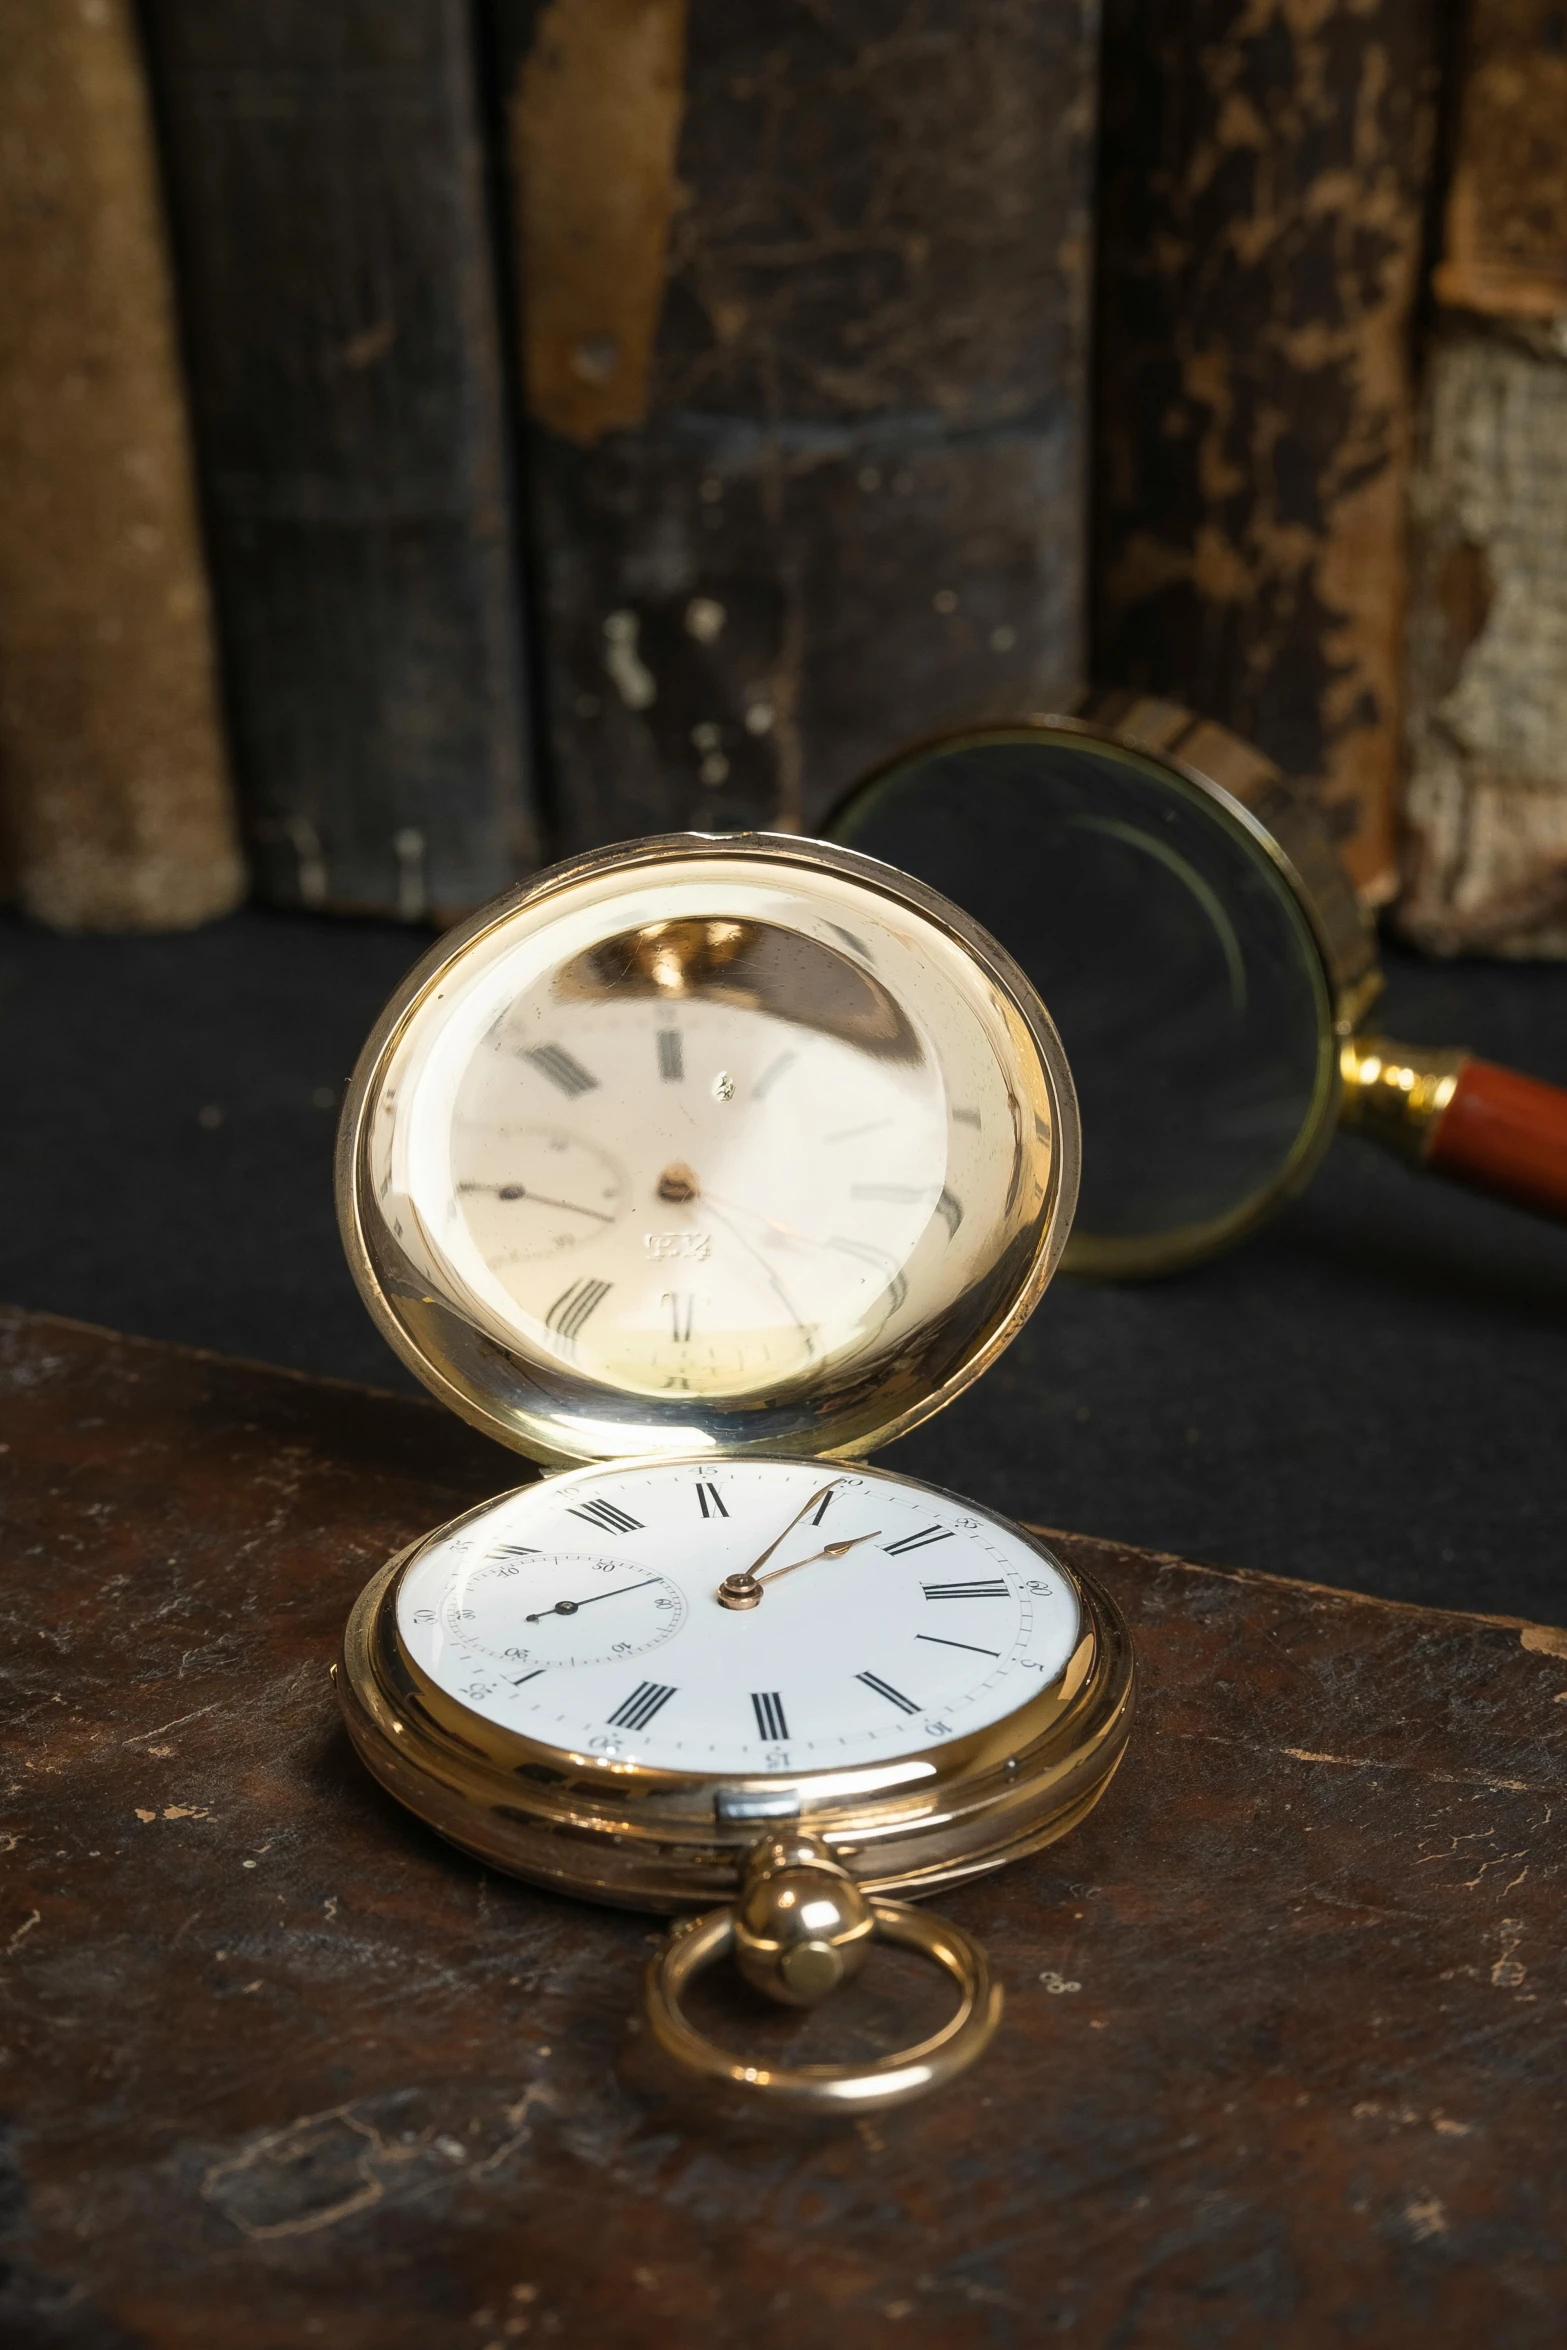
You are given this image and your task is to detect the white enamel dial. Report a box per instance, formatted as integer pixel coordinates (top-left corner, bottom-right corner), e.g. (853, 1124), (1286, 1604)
(396, 1456), (1081, 1774)
(444, 988), (951, 1394)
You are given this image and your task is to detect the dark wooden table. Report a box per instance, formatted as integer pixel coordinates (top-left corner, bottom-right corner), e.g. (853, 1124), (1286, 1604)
(3, 1307), (1564, 2347)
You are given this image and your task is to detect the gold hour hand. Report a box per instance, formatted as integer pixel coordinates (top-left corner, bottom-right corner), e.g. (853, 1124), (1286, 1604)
(757, 1531), (882, 1586)
(717, 1516), (881, 1611)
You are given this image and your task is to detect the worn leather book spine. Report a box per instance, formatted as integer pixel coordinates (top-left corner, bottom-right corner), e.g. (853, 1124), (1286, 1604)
(1397, 0), (1567, 958)
(1093, 0), (1442, 900)
(1430, 0), (1567, 324)
(140, 1), (540, 923)
(0, 0), (243, 933)
(499, 0), (1097, 850)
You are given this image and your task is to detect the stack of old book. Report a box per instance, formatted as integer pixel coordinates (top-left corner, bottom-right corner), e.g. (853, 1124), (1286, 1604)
(0, 0), (1560, 947)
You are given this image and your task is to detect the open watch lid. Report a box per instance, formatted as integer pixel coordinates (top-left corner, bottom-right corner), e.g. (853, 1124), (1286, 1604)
(337, 833), (1078, 1468)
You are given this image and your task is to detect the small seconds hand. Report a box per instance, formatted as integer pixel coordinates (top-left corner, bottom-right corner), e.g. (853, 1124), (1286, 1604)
(526, 1576), (659, 1622)
(466, 1181), (615, 1222)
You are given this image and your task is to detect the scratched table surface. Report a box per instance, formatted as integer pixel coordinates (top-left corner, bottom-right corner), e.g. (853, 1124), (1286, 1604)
(2, 1306), (1564, 2349)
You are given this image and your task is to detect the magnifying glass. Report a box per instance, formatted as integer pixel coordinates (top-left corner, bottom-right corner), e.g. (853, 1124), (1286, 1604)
(825, 692), (1567, 1276)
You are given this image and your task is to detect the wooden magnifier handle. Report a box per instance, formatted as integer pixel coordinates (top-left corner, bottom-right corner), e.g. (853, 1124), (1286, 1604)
(1341, 1036), (1567, 1221)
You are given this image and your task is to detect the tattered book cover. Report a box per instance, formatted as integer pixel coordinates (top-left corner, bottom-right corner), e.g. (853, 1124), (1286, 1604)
(502, 0), (1098, 850)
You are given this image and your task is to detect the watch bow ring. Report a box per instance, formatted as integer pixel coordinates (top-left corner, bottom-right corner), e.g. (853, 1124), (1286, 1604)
(643, 1834), (1004, 2112)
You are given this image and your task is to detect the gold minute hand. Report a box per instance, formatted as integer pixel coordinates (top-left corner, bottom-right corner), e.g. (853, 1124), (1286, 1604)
(744, 1483), (842, 1579)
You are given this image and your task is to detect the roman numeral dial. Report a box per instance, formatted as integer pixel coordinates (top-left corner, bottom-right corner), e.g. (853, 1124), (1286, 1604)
(395, 1463), (1083, 1776)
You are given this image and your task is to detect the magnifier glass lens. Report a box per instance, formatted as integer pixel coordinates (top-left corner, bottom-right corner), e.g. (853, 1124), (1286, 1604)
(829, 736), (1333, 1263)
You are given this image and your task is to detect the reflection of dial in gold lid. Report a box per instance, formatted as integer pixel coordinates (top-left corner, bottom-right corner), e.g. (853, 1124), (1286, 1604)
(338, 833), (1078, 1468)
(451, 1126), (629, 1265)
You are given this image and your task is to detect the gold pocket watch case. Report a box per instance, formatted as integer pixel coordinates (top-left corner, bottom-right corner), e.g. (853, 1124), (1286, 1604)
(335, 833), (1135, 2110)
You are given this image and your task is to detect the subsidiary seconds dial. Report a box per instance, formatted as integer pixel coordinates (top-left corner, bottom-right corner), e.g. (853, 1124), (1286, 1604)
(422, 1550), (687, 1681)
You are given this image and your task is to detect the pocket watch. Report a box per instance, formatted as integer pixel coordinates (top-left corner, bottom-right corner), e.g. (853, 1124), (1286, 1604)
(334, 833), (1135, 2111)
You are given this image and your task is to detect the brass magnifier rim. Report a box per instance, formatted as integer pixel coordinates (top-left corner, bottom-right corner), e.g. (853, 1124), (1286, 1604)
(829, 692), (1384, 1279)
(644, 1898), (1004, 2113)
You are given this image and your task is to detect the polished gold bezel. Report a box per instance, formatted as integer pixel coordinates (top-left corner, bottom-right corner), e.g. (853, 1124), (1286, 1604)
(337, 1455), (1135, 1914)
(335, 829), (1080, 1467)
(831, 695), (1383, 1278)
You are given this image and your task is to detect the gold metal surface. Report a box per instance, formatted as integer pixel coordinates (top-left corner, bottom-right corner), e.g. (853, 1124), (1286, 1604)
(1339, 1035), (1468, 1163)
(643, 1886), (1003, 2112)
(730, 1833), (876, 2006)
(337, 1476), (1135, 1915)
(336, 832), (1079, 1470)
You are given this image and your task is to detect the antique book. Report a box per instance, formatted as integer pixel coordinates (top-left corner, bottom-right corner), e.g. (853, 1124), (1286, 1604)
(0, 0), (242, 933)
(2, 1304), (1563, 2341)
(1431, 0), (1567, 322)
(141, 1), (541, 922)
(1398, 0), (1567, 957)
(498, 0), (1097, 850)
(1093, 0), (1443, 899)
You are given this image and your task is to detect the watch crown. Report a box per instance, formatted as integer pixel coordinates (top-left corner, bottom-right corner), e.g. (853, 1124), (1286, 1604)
(732, 1832), (875, 2008)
